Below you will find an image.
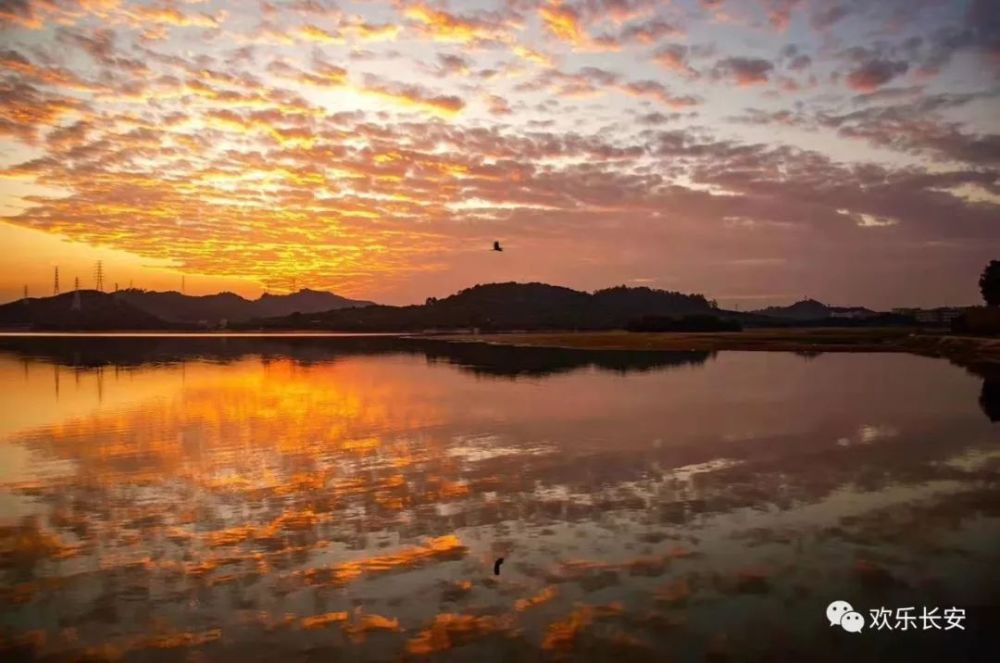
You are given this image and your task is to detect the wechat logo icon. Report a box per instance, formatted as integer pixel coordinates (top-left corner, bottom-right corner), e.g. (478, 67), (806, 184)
(827, 600), (865, 633)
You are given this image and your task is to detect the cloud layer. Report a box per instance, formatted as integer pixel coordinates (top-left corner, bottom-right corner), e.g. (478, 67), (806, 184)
(0, 0), (997, 306)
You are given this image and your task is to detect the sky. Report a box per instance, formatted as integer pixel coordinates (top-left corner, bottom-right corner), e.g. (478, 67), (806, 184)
(0, 0), (997, 308)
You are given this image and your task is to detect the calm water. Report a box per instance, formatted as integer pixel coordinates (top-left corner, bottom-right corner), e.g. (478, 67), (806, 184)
(0, 336), (997, 661)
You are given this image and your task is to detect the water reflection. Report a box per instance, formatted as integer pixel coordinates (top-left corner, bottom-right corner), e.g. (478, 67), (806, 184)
(0, 337), (996, 661)
(0, 335), (712, 377)
(962, 362), (1000, 423)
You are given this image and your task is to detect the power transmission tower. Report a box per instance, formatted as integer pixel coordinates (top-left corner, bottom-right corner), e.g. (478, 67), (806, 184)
(54, 267), (59, 295)
(74, 276), (79, 291)
(181, 275), (185, 294)
(23, 285), (28, 300)
(94, 261), (104, 292)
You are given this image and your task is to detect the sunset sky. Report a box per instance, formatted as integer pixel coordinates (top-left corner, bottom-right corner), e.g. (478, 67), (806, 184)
(0, 0), (997, 308)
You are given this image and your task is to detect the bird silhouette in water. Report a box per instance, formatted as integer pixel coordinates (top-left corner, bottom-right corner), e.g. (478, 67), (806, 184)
(493, 557), (504, 575)
(492, 241), (503, 252)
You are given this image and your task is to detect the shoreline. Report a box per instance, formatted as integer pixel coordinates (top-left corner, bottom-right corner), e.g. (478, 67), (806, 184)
(1, 327), (996, 368)
(0, 331), (404, 337)
(426, 328), (1000, 366)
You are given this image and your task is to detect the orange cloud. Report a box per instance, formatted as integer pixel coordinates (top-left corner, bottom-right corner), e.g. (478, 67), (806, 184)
(654, 44), (699, 79)
(406, 613), (514, 655)
(125, 5), (225, 28)
(539, 2), (586, 45)
(360, 76), (465, 117)
(269, 60), (349, 88)
(538, 1), (621, 52)
(514, 586), (558, 611)
(513, 44), (555, 67)
(404, 3), (508, 44)
(0, 81), (88, 143)
(294, 24), (342, 43)
(343, 18), (400, 41)
(542, 603), (623, 652)
(0, 0), (122, 29)
(0, 49), (106, 92)
(297, 535), (468, 587)
(620, 79), (700, 108)
(300, 611), (348, 629)
(0, 1), (44, 29)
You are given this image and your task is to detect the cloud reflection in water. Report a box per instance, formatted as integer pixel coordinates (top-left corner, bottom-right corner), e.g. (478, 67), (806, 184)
(0, 337), (996, 660)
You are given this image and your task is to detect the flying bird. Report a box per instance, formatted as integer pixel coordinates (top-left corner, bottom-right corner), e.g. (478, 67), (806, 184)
(493, 557), (504, 575)
(492, 241), (503, 252)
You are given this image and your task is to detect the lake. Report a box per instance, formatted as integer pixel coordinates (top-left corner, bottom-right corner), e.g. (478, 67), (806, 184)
(0, 335), (997, 661)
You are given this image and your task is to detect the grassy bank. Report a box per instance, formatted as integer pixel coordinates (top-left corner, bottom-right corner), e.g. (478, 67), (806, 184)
(429, 328), (1000, 365)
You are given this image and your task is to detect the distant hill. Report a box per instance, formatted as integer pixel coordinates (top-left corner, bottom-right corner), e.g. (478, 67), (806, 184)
(0, 284), (901, 332)
(0, 291), (168, 330)
(242, 282), (714, 331)
(114, 288), (373, 324)
(254, 289), (374, 318)
(754, 298), (830, 321)
(752, 299), (877, 321)
(0, 287), (373, 330)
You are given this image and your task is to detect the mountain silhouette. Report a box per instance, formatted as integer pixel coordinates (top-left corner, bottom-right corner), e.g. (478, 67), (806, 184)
(244, 282), (715, 332)
(0, 291), (166, 330)
(115, 287), (373, 324)
(752, 298), (876, 321)
(0, 283), (906, 333)
(0, 288), (373, 330)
